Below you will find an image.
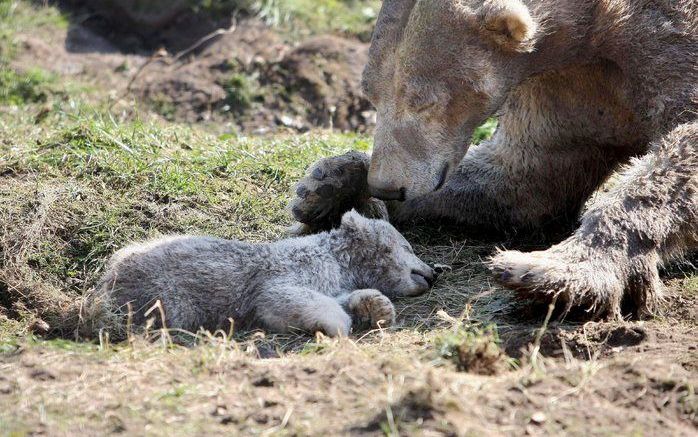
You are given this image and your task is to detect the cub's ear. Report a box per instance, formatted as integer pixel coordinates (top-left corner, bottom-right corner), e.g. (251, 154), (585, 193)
(478, 0), (538, 52)
(340, 209), (370, 231)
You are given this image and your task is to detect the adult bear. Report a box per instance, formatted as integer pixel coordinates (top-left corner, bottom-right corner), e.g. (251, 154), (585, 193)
(290, 0), (697, 319)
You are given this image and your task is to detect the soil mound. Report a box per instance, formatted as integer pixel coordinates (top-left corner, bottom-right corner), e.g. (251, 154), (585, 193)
(24, 2), (376, 133)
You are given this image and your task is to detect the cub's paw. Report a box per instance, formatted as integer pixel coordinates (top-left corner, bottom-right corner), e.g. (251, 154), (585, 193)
(313, 310), (352, 338)
(347, 289), (396, 329)
(489, 245), (633, 319)
(289, 151), (373, 233)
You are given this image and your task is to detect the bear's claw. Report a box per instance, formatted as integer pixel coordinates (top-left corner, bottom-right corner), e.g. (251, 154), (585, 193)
(489, 247), (628, 318)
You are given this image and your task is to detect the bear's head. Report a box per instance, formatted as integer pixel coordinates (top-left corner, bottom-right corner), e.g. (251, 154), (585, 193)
(335, 210), (435, 297)
(362, 0), (541, 200)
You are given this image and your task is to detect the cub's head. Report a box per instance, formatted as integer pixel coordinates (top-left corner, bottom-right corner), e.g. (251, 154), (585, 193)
(335, 210), (435, 297)
(363, 0), (541, 200)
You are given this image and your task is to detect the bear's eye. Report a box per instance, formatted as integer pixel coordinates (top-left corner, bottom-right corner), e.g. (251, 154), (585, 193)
(361, 77), (379, 104)
(415, 101), (437, 114)
(407, 93), (439, 114)
(401, 244), (414, 254)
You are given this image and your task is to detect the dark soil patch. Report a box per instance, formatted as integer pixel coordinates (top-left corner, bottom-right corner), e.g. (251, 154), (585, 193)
(264, 35), (374, 132)
(18, 4), (375, 134)
(128, 25), (374, 132)
(54, 0), (236, 52)
(0, 281), (20, 320)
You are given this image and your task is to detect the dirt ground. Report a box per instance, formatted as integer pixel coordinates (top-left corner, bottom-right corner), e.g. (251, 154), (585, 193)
(1, 2), (697, 436)
(10, 7), (374, 134)
(1, 296), (696, 435)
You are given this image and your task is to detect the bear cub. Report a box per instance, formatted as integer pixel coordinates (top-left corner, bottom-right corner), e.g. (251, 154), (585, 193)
(97, 210), (435, 337)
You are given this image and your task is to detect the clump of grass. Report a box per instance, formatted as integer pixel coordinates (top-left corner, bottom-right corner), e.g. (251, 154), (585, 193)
(221, 72), (258, 111)
(0, 0), (68, 52)
(0, 67), (57, 105)
(256, 0), (380, 38)
(684, 276), (698, 296)
(435, 321), (510, 375)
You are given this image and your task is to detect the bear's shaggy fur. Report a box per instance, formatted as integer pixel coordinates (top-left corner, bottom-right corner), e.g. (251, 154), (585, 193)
(289, 0), (697, 318)
(96, 211), (434, 337)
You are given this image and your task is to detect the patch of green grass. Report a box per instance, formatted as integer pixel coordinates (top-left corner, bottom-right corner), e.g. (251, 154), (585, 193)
(472, 118), (498, 144)
(29, 337), (103, 353)
(9, 110), (369, 199)
(158, 384), (189, 401)
(0, 0), (69, 57)
(0, 2), (67, 107)
(0, 329), (20, 353)
(0, 0), (68, 29)
(0, 67), (57, 105)
(684, 275), (698, 297)
(149, 96), (178, 121)
(190, 0), (380, 39)
(255, 0), (380, 38)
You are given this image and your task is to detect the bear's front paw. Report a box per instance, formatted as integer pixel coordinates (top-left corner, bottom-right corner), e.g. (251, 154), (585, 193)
(289, 151), (374, 234)
(347, 289), (396, 329)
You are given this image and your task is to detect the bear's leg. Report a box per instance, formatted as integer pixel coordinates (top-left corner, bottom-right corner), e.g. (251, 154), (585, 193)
(491, 122), (697, 318)
(389, 138), (619, 230)
(290, 132), (617, 232)
(256, 286), (352, 337)
(341, 289), (396, 329)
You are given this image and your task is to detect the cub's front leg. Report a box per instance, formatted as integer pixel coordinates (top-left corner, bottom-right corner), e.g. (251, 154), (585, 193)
(342, 289), (396, 329)
(256, 286), (352, 337)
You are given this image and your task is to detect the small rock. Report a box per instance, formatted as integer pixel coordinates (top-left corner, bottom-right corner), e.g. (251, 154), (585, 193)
(530, 411), (547, 425)
(276, 114), (307, 132)
(212, 405), (227, 417)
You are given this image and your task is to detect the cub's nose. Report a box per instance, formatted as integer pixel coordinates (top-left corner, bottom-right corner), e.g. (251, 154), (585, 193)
(422, 268), (436, 286)
(411, 267), (436, 288)
(369, 184), (406, 201)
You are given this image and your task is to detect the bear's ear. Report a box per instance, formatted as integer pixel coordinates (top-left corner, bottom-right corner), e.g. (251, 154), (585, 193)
(478, 0), (538, 52)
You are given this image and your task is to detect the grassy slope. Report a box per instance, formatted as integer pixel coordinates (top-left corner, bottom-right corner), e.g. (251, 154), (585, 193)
(0, 2), (696, 435)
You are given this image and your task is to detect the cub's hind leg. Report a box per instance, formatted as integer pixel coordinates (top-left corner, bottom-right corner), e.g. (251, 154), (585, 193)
(342, 289), (396, 329)
(255, 286), (352, 337)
